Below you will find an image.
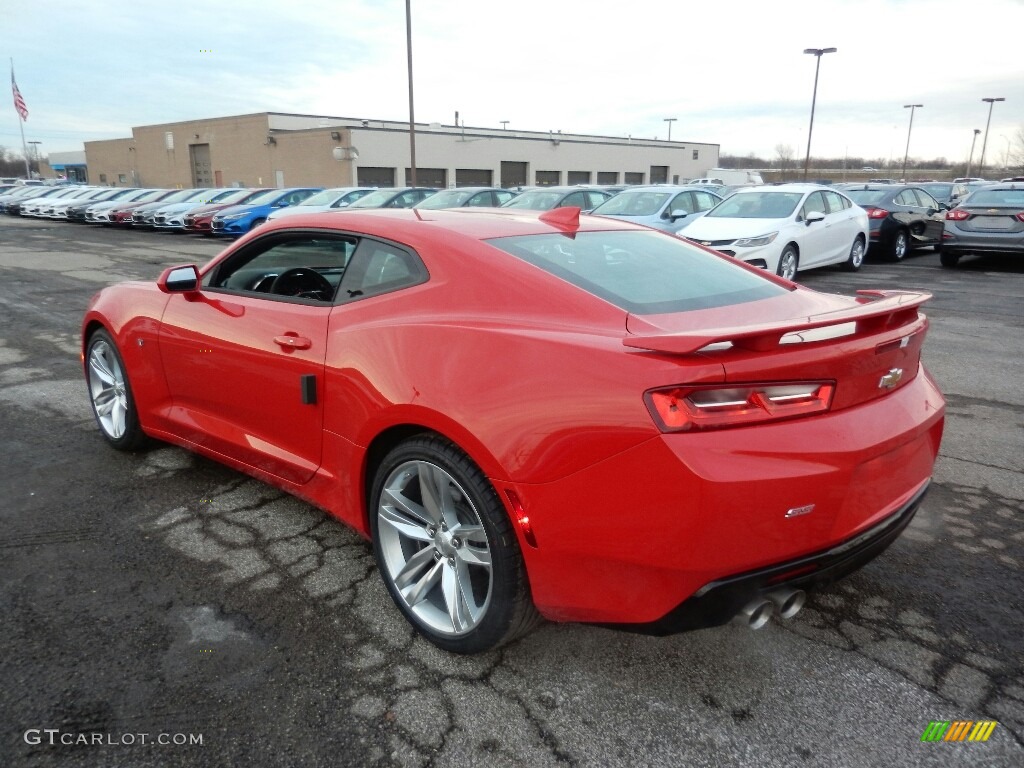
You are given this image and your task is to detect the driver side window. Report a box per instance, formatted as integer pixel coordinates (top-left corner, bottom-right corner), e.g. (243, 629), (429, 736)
(205, 234), (358, 303)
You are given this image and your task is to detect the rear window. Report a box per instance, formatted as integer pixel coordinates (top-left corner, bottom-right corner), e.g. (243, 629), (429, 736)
(486, 230), (786, 314)
(846, 189), (890, 205)
(966, 189), (1024, 207)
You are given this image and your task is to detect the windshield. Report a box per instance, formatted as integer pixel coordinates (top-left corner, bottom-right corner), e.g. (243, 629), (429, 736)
(966, 189), (1024, 207)
(706, 192), (803, 219)
(846, 190), (891, 205)
(918, 184), (952, 197)
(500, 190), (563, 210)
(592, 190), (671, 216)
(487, 230), (785, 314)
(298, 188), (351, 206)
(241, 189), (286, 206)
(414, 190), (476, 209)
(348, 188), (404, 208)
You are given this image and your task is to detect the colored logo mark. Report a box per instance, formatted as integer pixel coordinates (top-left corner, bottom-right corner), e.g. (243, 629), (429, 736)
(920, 720), (998, 742)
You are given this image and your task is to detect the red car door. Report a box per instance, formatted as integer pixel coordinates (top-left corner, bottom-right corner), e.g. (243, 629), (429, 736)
(157, 234), (354, 484)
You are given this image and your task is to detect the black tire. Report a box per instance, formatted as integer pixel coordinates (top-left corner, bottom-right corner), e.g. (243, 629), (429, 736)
(249, 217), (266, 231)
(85, 329), (147, 451)
(888, 229), (909, 261)
(843, 236), (865, 272)
(775, 245), (799, 280)
(369, 434), (540, 653)
(940, 251), (962, 268)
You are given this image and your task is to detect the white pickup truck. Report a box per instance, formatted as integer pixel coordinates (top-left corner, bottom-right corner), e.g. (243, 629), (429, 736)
(689, 169), (764, 186)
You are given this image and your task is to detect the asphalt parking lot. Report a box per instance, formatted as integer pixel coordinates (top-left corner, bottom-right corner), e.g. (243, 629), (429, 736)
(0, 217), (1021, 768)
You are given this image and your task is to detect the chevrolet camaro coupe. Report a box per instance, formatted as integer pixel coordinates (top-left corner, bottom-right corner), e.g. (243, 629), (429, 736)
(82, 207), (945, 653)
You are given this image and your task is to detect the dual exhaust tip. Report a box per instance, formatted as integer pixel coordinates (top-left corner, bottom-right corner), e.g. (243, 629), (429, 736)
(736, 588), (806, 629)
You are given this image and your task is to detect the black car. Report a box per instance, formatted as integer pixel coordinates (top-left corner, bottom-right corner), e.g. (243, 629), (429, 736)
(940, 183), (1024, 268)
(917, 182), (969, 208)
(843, 184), (946, 261)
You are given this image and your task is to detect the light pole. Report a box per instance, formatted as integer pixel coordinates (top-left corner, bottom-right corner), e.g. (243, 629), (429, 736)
(27, 140), (41, 177)
(978, 96), (1005, 179)
(405, 0), (417, 187)
(664, 118), (677, 142)
(901, 104), (922, 182)
(966, 128), (981, 178)
(802, 47), (837, 180)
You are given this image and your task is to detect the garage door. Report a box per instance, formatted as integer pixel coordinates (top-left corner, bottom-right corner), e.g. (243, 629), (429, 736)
(456, 169), (492, 186)
(358, 167), (396, 187)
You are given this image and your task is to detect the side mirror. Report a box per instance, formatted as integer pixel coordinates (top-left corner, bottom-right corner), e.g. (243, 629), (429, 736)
(805, 210), (826, 225)
(158, 264), (200, 294)
(669, 209), (689, 221)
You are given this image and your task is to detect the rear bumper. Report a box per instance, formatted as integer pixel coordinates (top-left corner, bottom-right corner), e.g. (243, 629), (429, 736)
(611, 479), (928, 635)
(942, 226), (1024, 255)
(510, 366), (944, 625)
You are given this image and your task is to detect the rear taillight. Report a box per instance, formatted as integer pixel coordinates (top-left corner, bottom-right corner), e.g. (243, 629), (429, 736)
(1015, 212), (1024, 222)
(645, 382), (835, 432)
(945, 209), (970, 221)
(866, 208), (890, 219)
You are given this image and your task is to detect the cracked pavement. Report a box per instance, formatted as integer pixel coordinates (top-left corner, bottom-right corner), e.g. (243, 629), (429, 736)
(0, 218), (1021, 767)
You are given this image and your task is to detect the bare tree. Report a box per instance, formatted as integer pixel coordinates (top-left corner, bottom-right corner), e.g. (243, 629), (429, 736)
(775, 144), (795, 180)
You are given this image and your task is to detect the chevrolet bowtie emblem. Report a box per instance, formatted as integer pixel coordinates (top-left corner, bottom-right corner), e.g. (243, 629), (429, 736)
(700, 241), (711, 246)
(879, 367), (904, 389)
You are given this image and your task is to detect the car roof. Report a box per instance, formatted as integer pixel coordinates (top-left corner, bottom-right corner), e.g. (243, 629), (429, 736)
(261, 206), (643, 242)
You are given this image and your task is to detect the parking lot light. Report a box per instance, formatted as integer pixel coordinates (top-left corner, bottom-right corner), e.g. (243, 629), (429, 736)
(978, 97), (1005, 178)
(901, 104), (923, 183)
(802, 48), (837, 181)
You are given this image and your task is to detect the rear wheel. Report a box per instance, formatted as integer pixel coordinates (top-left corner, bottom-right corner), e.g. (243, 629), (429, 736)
(776, 246), (799, 281)
(888, 229), (909, 261)
(843, 236), (865, 271)
(86, 329), (146, 451)
(370, 435), (540, 653)
(940, 251), (962, 268)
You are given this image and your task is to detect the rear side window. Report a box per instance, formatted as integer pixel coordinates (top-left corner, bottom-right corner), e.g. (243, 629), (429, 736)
(487, 230), (786, 314)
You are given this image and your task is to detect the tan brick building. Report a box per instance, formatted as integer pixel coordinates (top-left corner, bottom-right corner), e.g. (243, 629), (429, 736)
(84, 112), (719, 190)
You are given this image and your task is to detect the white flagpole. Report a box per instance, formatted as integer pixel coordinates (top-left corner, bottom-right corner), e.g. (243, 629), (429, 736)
(11, 58), (30, 178)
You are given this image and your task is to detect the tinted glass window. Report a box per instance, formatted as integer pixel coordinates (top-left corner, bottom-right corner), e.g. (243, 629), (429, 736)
(692, 191), (718, 210)
(669, 192), (695, 214)
(846, 189), (890, 205)
(585, 191), (611, 210)
(560, 191), (588, 208)
(487, 230), (786, 314)
(912, 189), (939, 208)
(206, 235), (358, 302)
(338, 240), (429, 300)
(823, 191), (847, 213)
(592, 190), (670, 216)
(802, 192), (827, 217)
(966, 189), (1024, 206)
(895, 190), (918, 206)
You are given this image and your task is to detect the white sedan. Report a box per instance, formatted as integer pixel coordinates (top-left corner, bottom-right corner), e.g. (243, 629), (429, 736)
(682, 184), (869, 280)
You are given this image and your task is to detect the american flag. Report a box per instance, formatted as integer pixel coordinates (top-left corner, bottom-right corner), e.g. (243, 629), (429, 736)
(11, 69), (28, 121)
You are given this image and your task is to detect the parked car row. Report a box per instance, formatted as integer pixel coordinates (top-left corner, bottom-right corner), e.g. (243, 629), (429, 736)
(3, 178), (1018, 273)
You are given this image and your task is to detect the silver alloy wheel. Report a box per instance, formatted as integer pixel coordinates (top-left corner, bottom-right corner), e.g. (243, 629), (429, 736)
(777, 248), (798, 280)
(850, 238), (865, 268)
(88, 340), (128, 439)
(893, 231), (908, 260)
(377, 460), (493, 636)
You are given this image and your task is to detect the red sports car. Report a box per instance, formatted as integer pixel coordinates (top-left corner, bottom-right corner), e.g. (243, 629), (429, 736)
(82, 207), (945, 653)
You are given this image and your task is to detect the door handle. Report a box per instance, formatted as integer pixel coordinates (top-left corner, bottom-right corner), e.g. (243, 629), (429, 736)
(274, 335), (312, 350)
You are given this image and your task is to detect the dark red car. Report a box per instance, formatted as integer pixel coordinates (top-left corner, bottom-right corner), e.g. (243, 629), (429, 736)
(106, 189), (176, 226)
(184, 188), (271, 234)
(82, 207), (945, 653)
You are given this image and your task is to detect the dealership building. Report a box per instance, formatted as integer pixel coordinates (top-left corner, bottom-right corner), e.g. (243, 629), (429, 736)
(83, 112), (719, 190)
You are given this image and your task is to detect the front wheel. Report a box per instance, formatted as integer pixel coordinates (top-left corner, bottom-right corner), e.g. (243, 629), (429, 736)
(843, 237), (865, 272)
(86, 329), (146, 450)
(249, 217), (266, 231)
(370, 435), (539, 653)
(775, 246), (799, 281)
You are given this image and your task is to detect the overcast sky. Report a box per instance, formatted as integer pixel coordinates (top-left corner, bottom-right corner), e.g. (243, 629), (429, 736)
(3, 0), (1023, 166)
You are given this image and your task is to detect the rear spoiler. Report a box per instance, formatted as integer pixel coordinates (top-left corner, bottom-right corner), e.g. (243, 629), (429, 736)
(623, 290), (931, 355)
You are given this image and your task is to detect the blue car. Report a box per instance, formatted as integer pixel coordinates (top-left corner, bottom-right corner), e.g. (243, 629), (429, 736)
(211, 187), (322, 235)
